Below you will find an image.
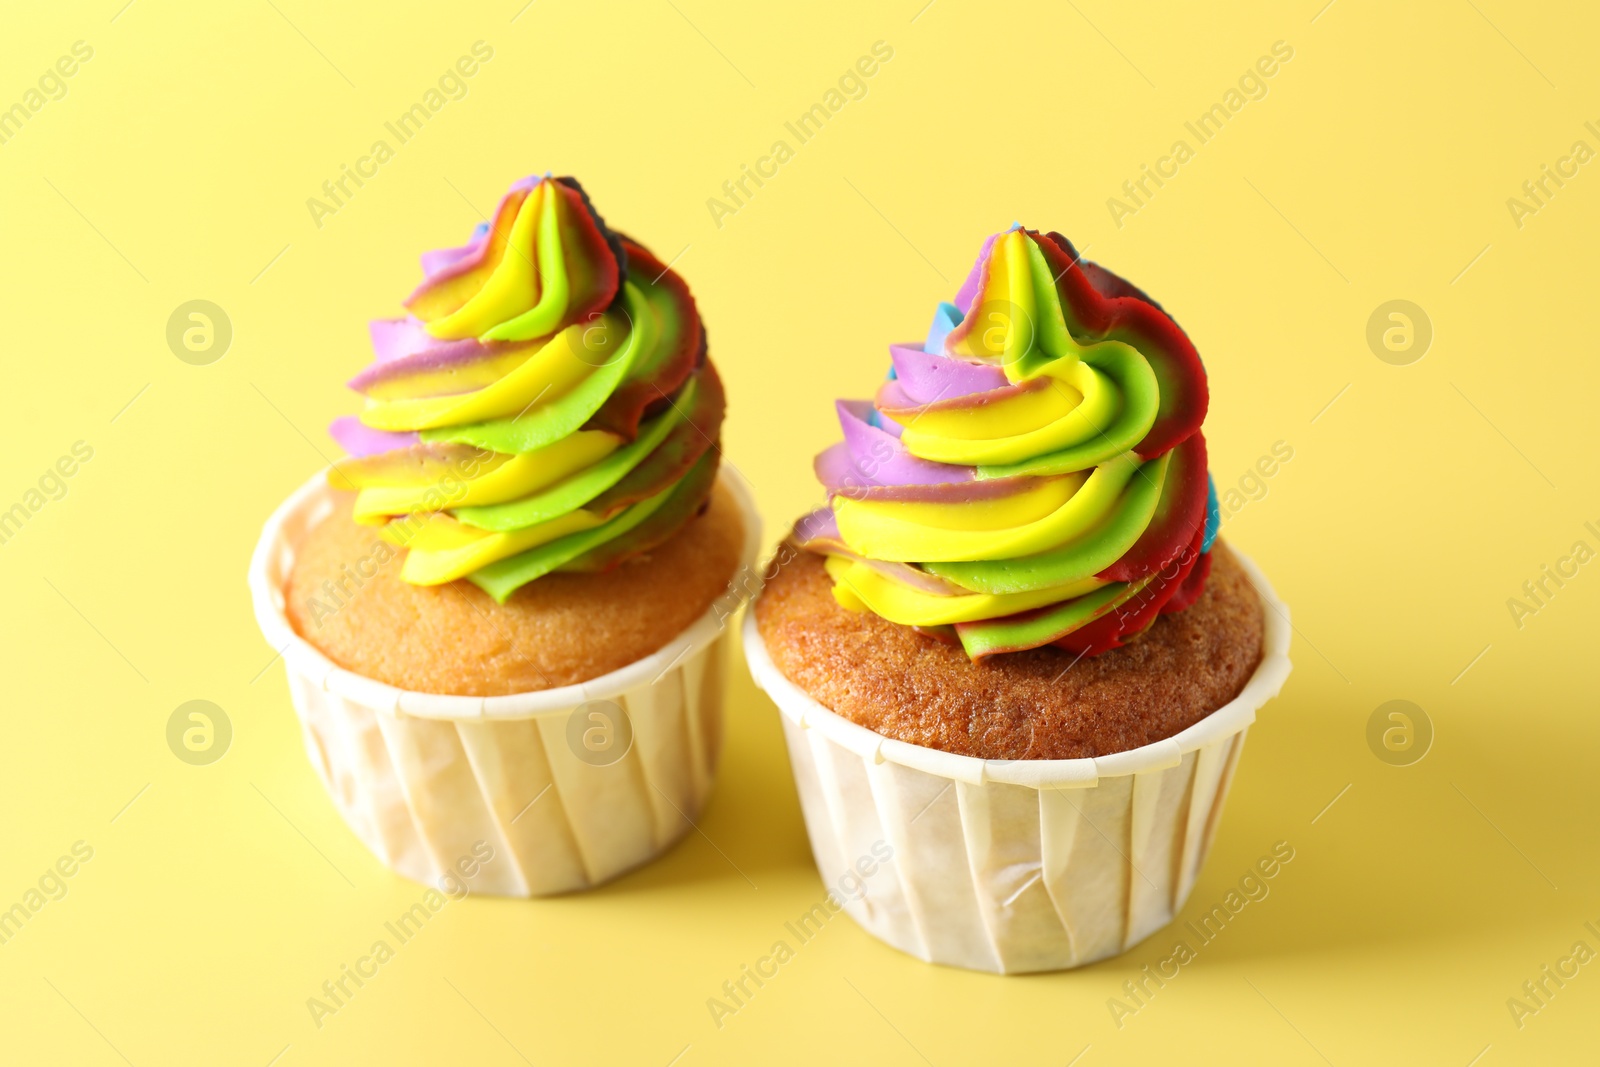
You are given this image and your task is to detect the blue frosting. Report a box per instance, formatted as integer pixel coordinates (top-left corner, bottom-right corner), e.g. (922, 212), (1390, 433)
(1201, 474), (1220, 554)
(923, 301), (963, 353)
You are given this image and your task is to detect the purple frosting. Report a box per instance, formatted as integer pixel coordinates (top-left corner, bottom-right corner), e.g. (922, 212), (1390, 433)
(889, 343), (1007, 404)
(820, 459), (1046, 503)
(952, 231), (1002, 323)
(414, 176), (543, 281)
(814, 400), (971, 494)
(368, 318), (431, 363)
(793, 506), (842, 547)
(875, 374), (1043, 416)
(329, 415), (419, 458)
(349, 328), (530, 397)
(404, 188), (521, 307)
(419, 233), (485, 279)
(815, 399), (1050, 505)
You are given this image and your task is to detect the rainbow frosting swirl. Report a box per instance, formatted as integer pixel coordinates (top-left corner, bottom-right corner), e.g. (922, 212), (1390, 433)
(794, 226), (1219, 659)
(327, 174), (723, 601)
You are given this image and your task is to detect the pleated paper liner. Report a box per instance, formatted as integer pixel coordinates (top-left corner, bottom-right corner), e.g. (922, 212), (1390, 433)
(249, 467), (762, 897)
(743, 550), (1292, 973)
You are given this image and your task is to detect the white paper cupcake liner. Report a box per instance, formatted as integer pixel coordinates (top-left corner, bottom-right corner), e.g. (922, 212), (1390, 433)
(743, 549), (1292, 973)
(249, 467), (762, 897)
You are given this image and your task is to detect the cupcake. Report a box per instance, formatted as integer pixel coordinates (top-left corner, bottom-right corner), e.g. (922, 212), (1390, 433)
(745, 225), (1291, 972)
(248, 175), (760, 896)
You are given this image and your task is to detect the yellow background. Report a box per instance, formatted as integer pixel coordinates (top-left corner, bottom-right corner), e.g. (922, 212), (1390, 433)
(2, 0), (1596, 1063)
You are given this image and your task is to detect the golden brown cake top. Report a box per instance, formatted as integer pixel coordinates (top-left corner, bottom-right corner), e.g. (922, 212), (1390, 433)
(286, 483), (744, 696)
(754, 540), (1263, 760)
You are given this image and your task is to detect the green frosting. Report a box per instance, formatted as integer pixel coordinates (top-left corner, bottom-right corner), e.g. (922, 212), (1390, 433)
(468, 449), (718, 601)
(451, 383), (688, 532)
(925, 450), (1169, 595)
(975, 344), (1160, 480)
